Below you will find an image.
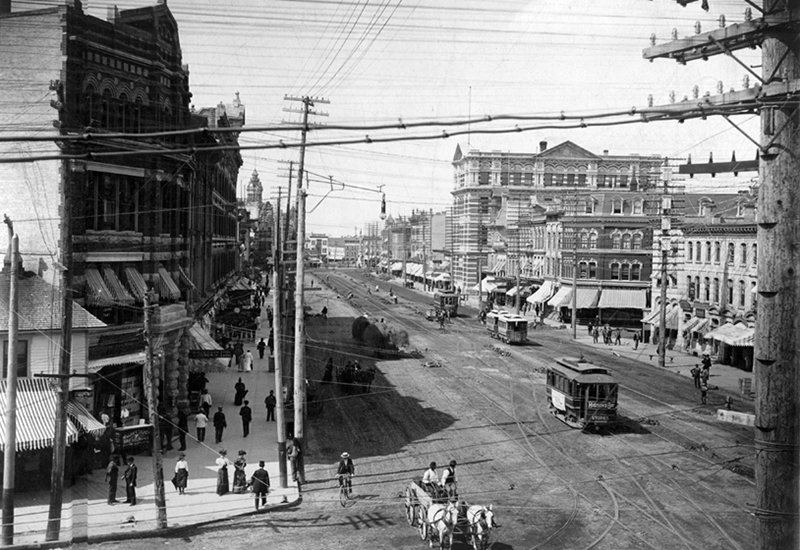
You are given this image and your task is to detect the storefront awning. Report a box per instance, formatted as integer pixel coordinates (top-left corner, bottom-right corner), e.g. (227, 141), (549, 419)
(85, 267), (114, 307)
(598, 289), (646, 310)
(472, 277), (498, 293)
(490, 258), (506, 274)
(88, 351), (146, 373)
(528, 280), (555, 304)
(103, 267), (134, 305)
(0, 379), (104, 452)
(188, 323), (229, 369)
(575, 288), (600, 309)
(642, 309), (660, 324)
(158, 267), (181, 301)
(124, 267), (148, 303)
(506, 286), (519, 297)
(547, 286), (572, 307)
(691, 318), (710, 333)
(705, 322), (753, 346)
(433, 273), (451, 282)
(390, 262), (403, 272)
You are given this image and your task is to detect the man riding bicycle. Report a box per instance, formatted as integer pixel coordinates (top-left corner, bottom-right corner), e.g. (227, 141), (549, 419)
(337, 452), (355, 495)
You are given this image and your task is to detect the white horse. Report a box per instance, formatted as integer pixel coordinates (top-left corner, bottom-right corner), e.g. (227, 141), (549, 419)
(466, 504), (497, 550)
(426, 501), (459, 549)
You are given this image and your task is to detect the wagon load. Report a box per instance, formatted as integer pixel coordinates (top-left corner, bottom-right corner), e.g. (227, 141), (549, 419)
(351, 316), (409, 351)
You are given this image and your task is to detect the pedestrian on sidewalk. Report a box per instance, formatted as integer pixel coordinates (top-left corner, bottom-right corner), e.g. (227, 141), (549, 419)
(243, 349), (254, 372)
(233, 450), (248, 494)
(216, 449), (230, 496)
(265, 390), (276, 422)
(234, 341), (244, 372)
(105, 455), (119, 505)
(234, 377), (247, 406)
(177, 407), (188, 451)
(588, 322), (593, 336)
(174, 453), (188, 495)
(287, 436), (300, 482)
(200, 388), (213, 417)
(614, 328), (622, 346)
(123, 456), (137, 506)
(691, 365), (701, 388)
(700, 366), (710, 387)
(195, 409), (208, 442)
(257, 338), (266, 359)
(592, 326), (599, 344)
(633, 331), (640, 350)
(700, 383), (709, 405)
(251, 460), (270, 510)
(240, 400), (252, 437)
(214, 407), (227, 444)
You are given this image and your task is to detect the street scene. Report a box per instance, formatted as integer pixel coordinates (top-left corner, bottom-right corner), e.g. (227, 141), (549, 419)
(0, 1), (796, 550)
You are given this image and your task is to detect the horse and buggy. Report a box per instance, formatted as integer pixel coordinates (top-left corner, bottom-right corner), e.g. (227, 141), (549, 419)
(403, 480), (497, 549)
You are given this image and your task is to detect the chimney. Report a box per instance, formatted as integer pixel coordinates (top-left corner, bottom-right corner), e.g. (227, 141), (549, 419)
(603, 149), (609, 156)
(0, 0), (11, 15)
(539, 141), (547, 152)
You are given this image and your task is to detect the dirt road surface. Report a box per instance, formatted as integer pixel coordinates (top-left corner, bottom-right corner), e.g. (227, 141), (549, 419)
(92, 269), (754, 550)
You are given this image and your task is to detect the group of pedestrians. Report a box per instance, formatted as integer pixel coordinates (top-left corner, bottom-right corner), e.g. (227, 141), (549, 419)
(104, 456), (138, 506)
(690, 354), (713, 404)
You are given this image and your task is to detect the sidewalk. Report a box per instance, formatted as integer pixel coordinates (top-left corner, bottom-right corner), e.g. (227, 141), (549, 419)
(8, 306), (299, 548)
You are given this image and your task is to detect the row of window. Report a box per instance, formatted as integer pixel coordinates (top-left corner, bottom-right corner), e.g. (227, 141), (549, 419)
(687, 276), (756, 309)
(562, 261), (643, 281)
(687, 240), (756, 267)
(84, 50), (148, 77)
(472, 172), (652, 189)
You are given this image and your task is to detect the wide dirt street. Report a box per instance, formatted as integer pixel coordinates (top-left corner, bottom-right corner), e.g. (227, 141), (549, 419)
(90, 268), (755, 550)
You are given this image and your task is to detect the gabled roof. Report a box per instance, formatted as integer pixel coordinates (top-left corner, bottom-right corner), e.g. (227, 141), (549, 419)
(537, 140), (599, 160)
(0, 273), (105, 332)
(453, 142), (476, 162)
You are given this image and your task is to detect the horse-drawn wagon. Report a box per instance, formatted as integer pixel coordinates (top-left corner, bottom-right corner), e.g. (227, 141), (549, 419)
(403, 480), (497, 550)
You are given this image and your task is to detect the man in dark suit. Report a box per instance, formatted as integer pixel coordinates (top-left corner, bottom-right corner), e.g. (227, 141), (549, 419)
(213, 407), (227, 444)
(123, 456), (137, 505)
(250, 460), (270, 510)
(240, 400), (252, 437)
(105, 455), (119, 505)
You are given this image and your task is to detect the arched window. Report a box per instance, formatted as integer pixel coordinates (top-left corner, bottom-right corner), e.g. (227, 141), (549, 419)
(705, 242), (711, 262)
(134, 98), (142, 133)
(611, 263), (620, 280)
(589, 262), (597, 278)
(740, 243), (747, 266)
(714, 242), (721, 263)
(621, 263), (630, 280)
(612, 233), (621, 249)
(631, 263), (641, 281)
(751, 281), (757, 308)
(739, 280), (746, 307)
(727, 278), (734, 304)
(752, 243), (757, 265)
(632, 233), (642, 250)
(703, 277), (710, 301)
(83, 85), (95, 126)
(579, 232), (588, 249)
(117, 93), (128, 132)
(633, 199), (643, 215)
(622, 200), (631, 215)
(579, 262), (588, 279)
(612, 199), (622, 214)
(621, 233), (631, 249)
(687, 241), (693, 261)
(101, 89), (112, 128)
(687, 276), (694, 300)
(727, 243), (735, 264)
(588, 232), (597, 249)
(713, 278), (720, 303)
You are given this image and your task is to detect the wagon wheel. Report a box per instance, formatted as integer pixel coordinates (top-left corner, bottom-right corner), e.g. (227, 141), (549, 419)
(417, 506), (428, 540)
(404, 487), (416, 526)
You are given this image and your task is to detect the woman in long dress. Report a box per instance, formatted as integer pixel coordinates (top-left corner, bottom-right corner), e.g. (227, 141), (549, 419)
(232, 450), (248, 494)
(216, 449), (230, 496)
(174, 453), (189, 495)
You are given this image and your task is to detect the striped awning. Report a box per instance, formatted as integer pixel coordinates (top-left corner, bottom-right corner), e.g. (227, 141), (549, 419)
(490, 258), (507, 275)
(85, 268), (114, 307)
(642, 309), (660, 324)
(649, 305), (681, 329)
(158, 267), (181, 301)
(67, 401), (106, 435)
(691, 318), (710, 333)
(575, 288), (600, 309)
(0, 379), (79, 452)
(103, 267), (134, 305)
(547, 286), (572, 307)
(705, 322), (753, 346)
(124, 267), (148, 302)
(598, 289), (647, 310)
(390, 262), (402, 272)
(528, 280), (555, 304)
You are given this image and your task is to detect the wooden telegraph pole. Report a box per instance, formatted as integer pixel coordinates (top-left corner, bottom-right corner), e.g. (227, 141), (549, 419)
(2, 221), (19, 546)
(143, 292), (167, 528)
(272, 188), (287, 488)
(283, 95), (328, 484)
(643, 3), (799, 547)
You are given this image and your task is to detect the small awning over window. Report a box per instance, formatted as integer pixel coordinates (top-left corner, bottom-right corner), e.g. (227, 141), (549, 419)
(187, 323), (229, 370)
(472, 277), (498, 293)
(547, 286), (572, 307)
(598, 289), (646, 310)
(103, 267), (134, 305)
(124, 267), (148, 303)
(85, 268), (114, 307)
(158, 267), (181, 301)
(88, 351), (146, 373)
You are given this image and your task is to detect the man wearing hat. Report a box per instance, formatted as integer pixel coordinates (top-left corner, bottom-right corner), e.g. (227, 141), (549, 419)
(336, 452), (355, 495)
(251, 460), (270, 510)
(440, 459), (458, 500)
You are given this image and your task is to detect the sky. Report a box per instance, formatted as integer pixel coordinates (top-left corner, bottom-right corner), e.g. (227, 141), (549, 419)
(74, 0), (761, 235)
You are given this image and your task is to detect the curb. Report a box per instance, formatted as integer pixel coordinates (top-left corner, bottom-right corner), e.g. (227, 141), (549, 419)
(6, 493), (303, 550)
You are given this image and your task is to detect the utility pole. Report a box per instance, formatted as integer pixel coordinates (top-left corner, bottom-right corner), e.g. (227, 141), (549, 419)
(46, 158), (73, 542)
(402, 221), (408, 289)
(2, 221), (19, 546)
(284, 95), (328, 484)
(143, 291), (167, 528)
(657, 186), (671, 370)
(644, 5), (799, 546)
(272, 188), (287, 488)
(571, 209), (578, 340)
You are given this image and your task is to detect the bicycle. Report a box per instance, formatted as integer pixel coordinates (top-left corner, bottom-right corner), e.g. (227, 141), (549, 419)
(338, 473), (354, 507)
